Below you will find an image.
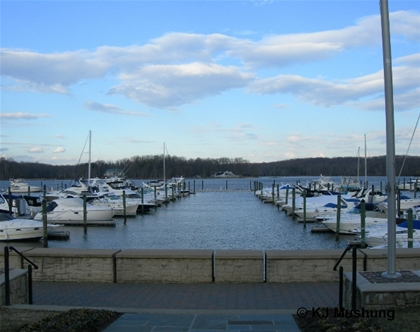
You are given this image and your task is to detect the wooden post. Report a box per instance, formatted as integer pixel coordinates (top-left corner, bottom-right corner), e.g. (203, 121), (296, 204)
(28, 186), (30, 196)
(8, 187), (12, 215)
(303, 190), (307, 227)
(361, 199), (366, 248)
(335, 194), (341, 241)
(42, 199), (48, 248)
(123, 190), (127, 224)
(83, 195), (87, 234)
(407, 208), (413, 249)
(271, 184), (275, 205)
(285, 186), (289, 205)
(292, 187), (296, 219)
(141, 187), (144, 214)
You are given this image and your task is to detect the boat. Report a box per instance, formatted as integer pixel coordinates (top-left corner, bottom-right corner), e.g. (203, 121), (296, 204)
(89, 193), (139, 216)
(320, 213), (388, 234)
(0, 212), (61, 241)
(8, 178), (42, 193)
(361, 223), (420, 248)
(33, 198), (115, 223)
(213, 171), (239, 178)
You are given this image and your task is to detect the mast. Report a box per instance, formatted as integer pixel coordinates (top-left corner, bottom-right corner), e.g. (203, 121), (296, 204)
(380, 0), (400, 279)
(357, 147), (360, 183)
(163, 142), (166, 184)
(364, 134), (367, 187)
(88, 130), (92, 182)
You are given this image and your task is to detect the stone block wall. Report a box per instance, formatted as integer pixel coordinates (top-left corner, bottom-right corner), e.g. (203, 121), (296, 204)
(116, 249), (213, 283)
(359, 248), (420, 272)
(214, 250), (263, 282)
(266, 249), (365, 282)
(25, 248), (120, 283)
(0, 269), (27, 305)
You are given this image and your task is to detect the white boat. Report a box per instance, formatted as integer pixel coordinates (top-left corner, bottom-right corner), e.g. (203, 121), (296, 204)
(33, 198), (115, 223)
(89, 194), (138, 216)
(321, 213), (388, 234)
(362, 223), (420, 248)
(8, 178), (42, 193)
(0, 213), (61, 241)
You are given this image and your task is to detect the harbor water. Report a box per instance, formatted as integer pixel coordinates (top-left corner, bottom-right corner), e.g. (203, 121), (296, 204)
(0, 176), (407, 251)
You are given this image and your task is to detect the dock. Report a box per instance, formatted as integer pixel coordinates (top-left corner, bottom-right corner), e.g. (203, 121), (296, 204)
(47, 230), (70, 240)
(48, 220), (116, 227)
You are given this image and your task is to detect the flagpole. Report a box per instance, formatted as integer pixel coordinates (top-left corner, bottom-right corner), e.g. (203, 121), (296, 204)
(380, 0), (400, 279)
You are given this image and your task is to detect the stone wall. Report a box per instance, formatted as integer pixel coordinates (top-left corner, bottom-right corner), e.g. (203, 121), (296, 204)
(1, 248), (420, 284)
(116, 250), (213, 283)
(0, 269), (27, 305)
(266, 249), (365, 282)
(24, 248), (121, 283)
(215, 250), (263, 283)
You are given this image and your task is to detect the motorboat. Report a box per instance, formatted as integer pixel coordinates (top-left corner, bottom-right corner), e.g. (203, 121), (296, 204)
(89, 193), (139, 216)
(0, 213), (61, 241)
(8, 178), (42, 193)
(320, 213), (388, 234)
(361, 223), (420, 248)
(33, 198), (115, 223)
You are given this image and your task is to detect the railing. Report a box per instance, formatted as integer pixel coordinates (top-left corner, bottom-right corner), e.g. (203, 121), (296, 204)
(333, 241), (367, 310)
(3, 246), (38, 306)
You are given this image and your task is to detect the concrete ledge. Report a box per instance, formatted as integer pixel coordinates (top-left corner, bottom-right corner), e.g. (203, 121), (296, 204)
(116, 249), (213, 283)
(215, 250), (263, 283)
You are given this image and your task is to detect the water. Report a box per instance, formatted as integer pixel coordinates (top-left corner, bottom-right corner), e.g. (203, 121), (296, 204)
(0, 176), (411, 251)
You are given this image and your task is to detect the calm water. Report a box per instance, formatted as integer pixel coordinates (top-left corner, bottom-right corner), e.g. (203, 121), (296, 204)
(0, 176), (410, 251)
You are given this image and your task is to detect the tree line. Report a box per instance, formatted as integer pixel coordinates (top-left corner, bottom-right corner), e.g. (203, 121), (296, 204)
(0, 155), (419, 180)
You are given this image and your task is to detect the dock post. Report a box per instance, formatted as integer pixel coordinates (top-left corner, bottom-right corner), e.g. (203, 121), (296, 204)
(271, 184), (275, 205)
(303, 190), (307, 227)
(8, 187), (12, 215)
(123, 190), (127, 224)
(360, 200), (366, 248)
(335, 194), (341, 241)
(408, 208), (413, 248)
(83, 195), (87, 234)
(292, 187), (296, 219)
(42, 199), (48, 248)
(141, 187), (144, 214)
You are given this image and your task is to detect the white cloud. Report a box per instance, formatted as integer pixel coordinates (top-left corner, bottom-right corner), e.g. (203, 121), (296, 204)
(0, 112), (50, 120)
(53, 147), (65, 153)
(108, 62), (254, 108)
(0, 10), (419, 110)
(86, 101), (152, 116)
(28, 147), (44, 153)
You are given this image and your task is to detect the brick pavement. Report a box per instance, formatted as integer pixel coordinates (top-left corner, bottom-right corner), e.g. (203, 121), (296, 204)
(25, 282), (341, 331)
(32, 281), (339, 310)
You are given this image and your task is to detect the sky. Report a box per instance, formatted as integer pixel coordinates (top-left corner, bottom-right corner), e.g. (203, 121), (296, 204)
(1, 0), (419, 166)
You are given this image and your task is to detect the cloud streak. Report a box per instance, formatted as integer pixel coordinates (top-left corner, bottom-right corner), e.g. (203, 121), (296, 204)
(1, 10), (419, 111)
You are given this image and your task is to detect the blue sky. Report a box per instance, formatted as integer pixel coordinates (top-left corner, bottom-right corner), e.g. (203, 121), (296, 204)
(1, 0), (419, 166)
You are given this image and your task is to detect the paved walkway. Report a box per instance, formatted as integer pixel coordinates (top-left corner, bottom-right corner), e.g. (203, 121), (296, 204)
(19, 281), (340, 331)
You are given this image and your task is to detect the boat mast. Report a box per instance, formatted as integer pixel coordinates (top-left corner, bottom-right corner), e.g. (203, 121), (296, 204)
(364, 134), (367, 187)
(163, 142), (166, 184)
(88, 130), (92, 182)
(357, 147), (360, 184)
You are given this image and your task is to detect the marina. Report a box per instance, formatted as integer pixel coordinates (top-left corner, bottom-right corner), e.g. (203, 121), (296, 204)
(0, 176), (418, 250)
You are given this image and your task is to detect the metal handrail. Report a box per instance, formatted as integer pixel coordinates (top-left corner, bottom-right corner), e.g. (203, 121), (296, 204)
(3, 246), (38, 306)
(333, 241), (364, 310)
